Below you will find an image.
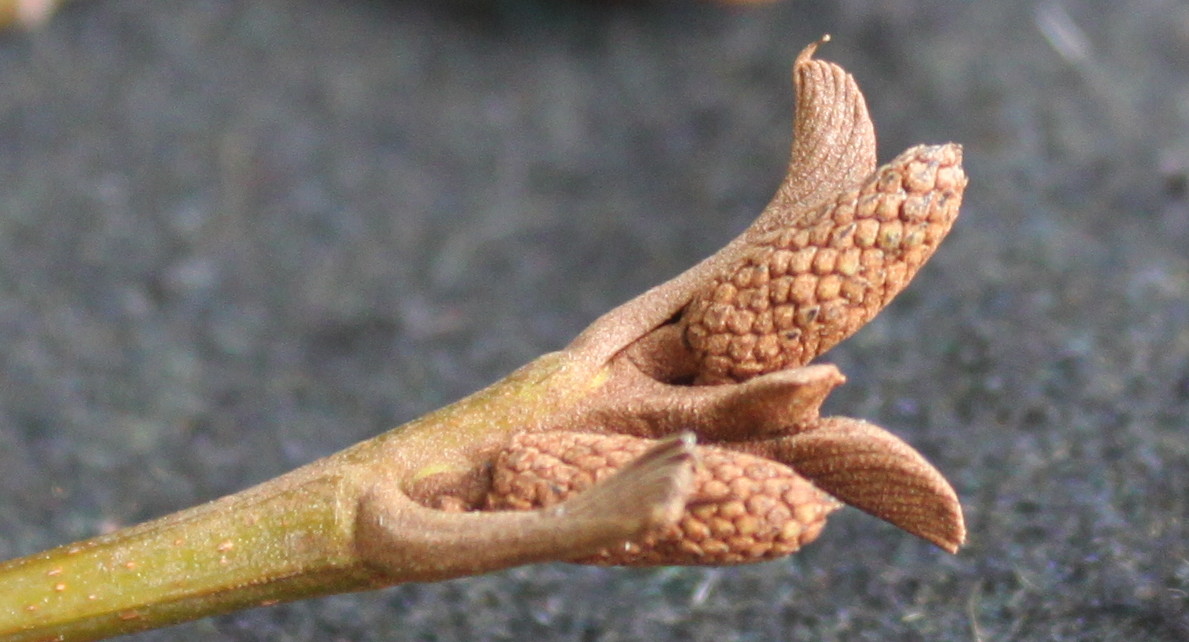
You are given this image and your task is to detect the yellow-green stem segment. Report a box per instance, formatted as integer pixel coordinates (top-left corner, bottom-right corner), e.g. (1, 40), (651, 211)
(0, 352), (597, 641)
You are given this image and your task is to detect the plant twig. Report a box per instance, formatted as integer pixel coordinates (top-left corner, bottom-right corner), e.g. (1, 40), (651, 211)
(0, 38), (968, 641)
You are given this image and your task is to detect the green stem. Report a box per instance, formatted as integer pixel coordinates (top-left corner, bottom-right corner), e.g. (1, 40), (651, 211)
(0, 352), (596, 641)
(0, 473), (367, 641)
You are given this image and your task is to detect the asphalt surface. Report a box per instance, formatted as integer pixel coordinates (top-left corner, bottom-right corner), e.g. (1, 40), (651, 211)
(0, 0), (1186, 639)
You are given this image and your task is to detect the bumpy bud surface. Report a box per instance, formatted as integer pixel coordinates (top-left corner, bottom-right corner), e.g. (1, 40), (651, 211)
(683, 144), (966, 384)
(488, 431), (839, 565)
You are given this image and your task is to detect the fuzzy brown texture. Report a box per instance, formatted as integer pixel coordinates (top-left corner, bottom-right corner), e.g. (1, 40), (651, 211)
(683, 144), (966, 384)
(487, 431), (838, 565)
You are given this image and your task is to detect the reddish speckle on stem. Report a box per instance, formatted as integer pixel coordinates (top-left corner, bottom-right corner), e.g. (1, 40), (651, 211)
(216, 540), (234, 552)
(52, 583), (66, 592)
(117, 610), (141, 621)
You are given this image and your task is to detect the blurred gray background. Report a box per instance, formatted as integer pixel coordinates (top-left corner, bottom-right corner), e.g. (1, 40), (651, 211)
(0, 0), (1186, 639)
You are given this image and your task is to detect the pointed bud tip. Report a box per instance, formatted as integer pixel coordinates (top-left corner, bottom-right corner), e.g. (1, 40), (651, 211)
(795, 35), (832, 68)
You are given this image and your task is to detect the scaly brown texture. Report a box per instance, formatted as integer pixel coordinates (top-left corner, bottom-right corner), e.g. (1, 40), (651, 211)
(683, 143), (965, 383)
(488, 432), (838, 565)
(470, 38), (967, 561)
(0, 38), (968, 641)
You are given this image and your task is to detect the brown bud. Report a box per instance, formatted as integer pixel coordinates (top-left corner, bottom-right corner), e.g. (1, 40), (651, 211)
(683, 144), (966, 384)
(487, 431), (839, 566)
